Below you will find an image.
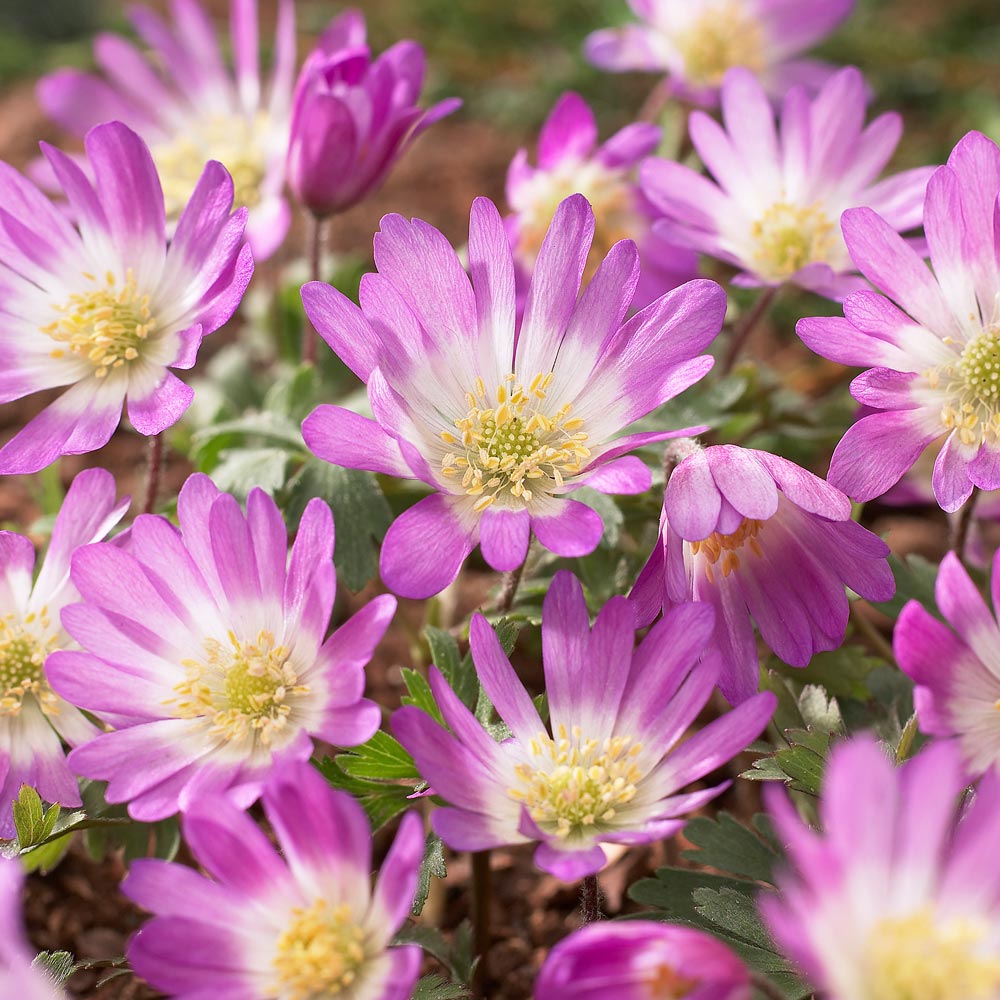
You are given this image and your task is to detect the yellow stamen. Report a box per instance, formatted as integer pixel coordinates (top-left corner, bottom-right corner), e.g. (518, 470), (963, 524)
(751, 201), (836, 281)
(673, 1), (765, 89)
(0, 609), (60, 717)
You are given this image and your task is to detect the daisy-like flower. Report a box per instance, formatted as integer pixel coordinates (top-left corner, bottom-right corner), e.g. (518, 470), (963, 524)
(0, 858), (68, 999)
(302, 194), (726, 599)
(534, 921), (751, 1000)
(762, 736), (1000, 1000)
(0, 121), (252, 475)
(641, 67), (933, 301)
(38, 0), (296, 259)
(124, 760), (423, 1000)
(393, 571), (775, 880)
(506, 92), (697, 312)
(0, 468), (127, 838)
(287, 8), (460, 220)
(631, 444), (894, 704)
(798, 131), (1000, 511)
(46, 474), (395, 821)
(895, 549), (1000, 778)
(584, 0), (854, 106)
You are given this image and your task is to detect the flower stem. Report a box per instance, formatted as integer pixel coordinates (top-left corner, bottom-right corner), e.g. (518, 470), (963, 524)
(721, 287), (777, 375)
(142, 433), (164, 515)
(951, 486), (981, 562)
(302, 213), (327, 366)
(580, 874), (602, 924)
(492, 557), (526, 615)
(750, 972), (787, 1000)
(471, 849), (492, 993)
(850, 601), (896, 665)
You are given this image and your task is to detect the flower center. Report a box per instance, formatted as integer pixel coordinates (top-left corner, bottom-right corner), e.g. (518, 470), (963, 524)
(512, 161), (638, 277)
(932, 330), (1000, 447)
(167, 630), (309, 748)
(43, 270), (156, 378)
(508, 724), (643, 841)
(690, 518), (764, 582)
(750, 201), (836, 281)
(271, 900), (366, 999)
(440, 374), (590, 511)
(0, 611), (59, 717)
(863, 909), (1000, 1000)
(673, 2), (765, 89)
(152, 112), (269, 219)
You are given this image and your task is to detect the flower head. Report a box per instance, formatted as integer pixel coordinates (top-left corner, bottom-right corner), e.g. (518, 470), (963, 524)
(0, 468), (128, 837)
(895, 549), (1000, 779)
(584, 0), (854, 105)
(393, 571), (774, 880)
(762, 736), (1000, 1000)
(0, 122), (252, 474)
(287, 9), (460, 219)
(303, 195), (725, 598)
(631, 444), (894, 704)
(38, 0), (297, 259)
(124, 760), (424, 1000)
(641, 67), (932, 301)
(46, 474), (394, 821)
(534, 921), (751, 1000)
(506, 92), (697, 311)
(798, 130), (1000, 511)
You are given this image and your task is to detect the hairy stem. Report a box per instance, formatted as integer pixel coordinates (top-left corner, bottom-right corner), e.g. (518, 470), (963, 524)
(951, 486), (981, 562)
(302, 213), (327, 366)
(580, 874), (602, 924)
(471, 849), (492, 993)
(142, 433), (164, 515)
(492, 558), (527, 615)
(721, 287), (777, 375)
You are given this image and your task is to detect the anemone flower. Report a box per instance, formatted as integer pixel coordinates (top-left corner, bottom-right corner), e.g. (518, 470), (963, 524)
(47, 474), (394, 821)
(763, 736), (1000, 999)
(641, 67), (932, 301)
(124, 760), (424, 999)
(631, 444), (894, 704)
(303, 194), (725, 598)
(394, 571), (775, 880)
(38, 0), (297, 258)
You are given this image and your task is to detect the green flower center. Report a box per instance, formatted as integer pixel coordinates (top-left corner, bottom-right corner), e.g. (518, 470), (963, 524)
(751, 201), (836, 281)
(674, 2), (765, 89)
(0, 612), (59, 717)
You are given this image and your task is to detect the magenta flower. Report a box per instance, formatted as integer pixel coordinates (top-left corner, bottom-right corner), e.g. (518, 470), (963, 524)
(506, 92), (697, 312)
(287, 9), (460, 220)
(631, 444), (893, 704)
(895, 550), (1000, 778)
(0, 468), (127, 837)
(393, 571), (775, 881)
(38, 0), (296, 258)
(46, 474), (394, 822)
(124, 760), (423, 1000)
(535, 921), (751, 1000)
(302, 195), (725, 599)
(798, 131), (1000, 512)
(0, 858), (68, 998)
(0, 121), (252, 475)
(584, 0), (854, 105)
(763, 737), (1000, 999)
(641, 67), (932, 301)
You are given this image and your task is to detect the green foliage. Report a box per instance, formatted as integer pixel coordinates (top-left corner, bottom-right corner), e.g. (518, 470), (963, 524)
(315, 758), (414, 832)
(31, 950), (76, 987)
(338, 731), (420, 782)
(411, 976), (473, 1000)
(870, 553), (941, 621)
(396, 921), (476, 992)
(412, 834), (446, 917)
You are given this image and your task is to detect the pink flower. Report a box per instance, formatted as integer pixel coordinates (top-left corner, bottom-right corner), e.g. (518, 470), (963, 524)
(303, 195), (725, 599)
(641, 67), (932, 301)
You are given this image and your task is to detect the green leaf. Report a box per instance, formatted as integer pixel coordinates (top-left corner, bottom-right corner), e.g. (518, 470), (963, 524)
(315, 758), (413, 831)
(796, 685), (844, 735)
(395, 921), (476, 987)
(425, 626), (477, 710)
(773, 643), (882, 701)
(338, 731), (420, 781)
(871, 553), (941, 621)
(412, 833), (446, 917)
(208, 446), (292, 499)
(402, 668), (445, 726)
(21, 831), (73, 874)
(410, 974), (472, 999)
(628, 867), (755, 921)
(32, 950), (76, 987)
(12, 786), (56, 847)
(742, 728), (832, 795)
(680, 813), (782, 885)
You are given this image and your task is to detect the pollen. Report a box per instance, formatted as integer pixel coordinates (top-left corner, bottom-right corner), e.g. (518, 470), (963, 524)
(43, 270), (155, 378)
(936, 329), (1000, 447)
(862, 909), (1000, 1000)
(166, 630), (309, 749)
(271, 899), (366, 999)
(152, 112), (269, 219)
(673, 1), (765, 89)
(508, 724), (643, 841)
(0, 610), (59, 717)
(750, 201), (836, 282)
(441, 373), (590, 510)
(690, 518), (764, 582)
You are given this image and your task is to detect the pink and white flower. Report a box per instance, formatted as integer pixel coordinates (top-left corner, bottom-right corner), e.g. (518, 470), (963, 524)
(798, 131), (1000, 511)
(641, 67), (932, 301)
(584, 0), (855, 106)
(0, 469), (127, 838)
(38, 0), (296, 259)
(47, 474), (394, 822)
(0, 122), (252, 474)
(303, 195), (725, 599)
(124, 761), (424, 1000)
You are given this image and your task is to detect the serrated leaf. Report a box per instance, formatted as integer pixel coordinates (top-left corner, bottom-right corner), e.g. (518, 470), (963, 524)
(402, 668), (445, 726)
(32, 950), (76, 986)
(338, 731), (420, 781)
(411, 974), (472, 999)
(628, 867), (755, 921)
(680, 813), (781, 885)
(796, 685), (843, 734)
(12, 786), (53, 847)
(772, 744), (826, 795)
(426, 626), (477, 710)
(411, 833), (446, 917)
(209, 447), (292, 499)
(315, 758), (413, 831)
